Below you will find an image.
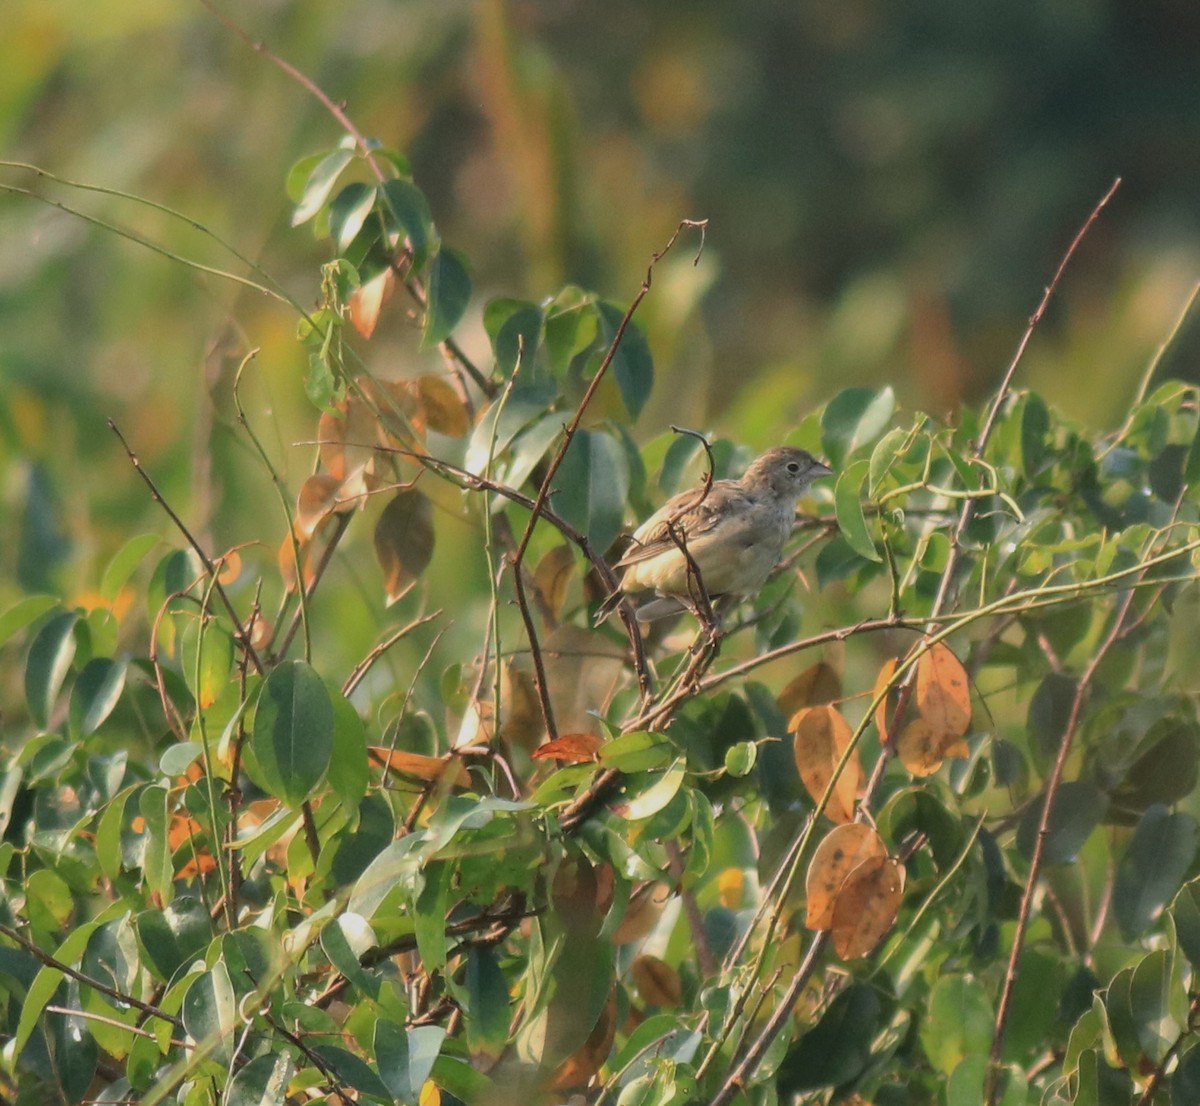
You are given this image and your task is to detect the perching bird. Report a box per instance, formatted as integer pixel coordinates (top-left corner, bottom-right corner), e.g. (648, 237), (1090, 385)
(596, 446), (833, 623)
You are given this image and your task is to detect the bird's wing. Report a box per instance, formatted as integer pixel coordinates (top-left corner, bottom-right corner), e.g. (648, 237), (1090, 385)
(615, 480), (747, 568)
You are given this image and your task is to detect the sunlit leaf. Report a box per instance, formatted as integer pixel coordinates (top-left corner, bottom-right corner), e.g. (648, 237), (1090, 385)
(349, 265), (396, 339)
(291, 148), (354, 226)
(896, 718), (944, 777)
(328, 182), (377, 252)
(100, 534), (161, 601)
(369, 748), (471, 787)
(374, 489), (435, 604)
(872, 656), (899, 743)
(833, 459), (881, 562)
(531, 734), (603, 764)
(805, 823), (887, 930)
(25, 609), (80, 728)
(791, 704), (862, 823)
(830, 855), (904, 958)
(916, 641), (971, 742)
(1114, 805), (1199, 940)
(296, 474), (345, 540)
(777, 661), (841, 717)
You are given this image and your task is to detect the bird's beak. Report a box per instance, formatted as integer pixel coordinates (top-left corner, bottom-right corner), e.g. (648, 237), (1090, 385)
(812, 460), (834, 479)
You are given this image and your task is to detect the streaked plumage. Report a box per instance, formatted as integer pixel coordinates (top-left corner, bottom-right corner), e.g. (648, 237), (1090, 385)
(596, 446), (833, 623)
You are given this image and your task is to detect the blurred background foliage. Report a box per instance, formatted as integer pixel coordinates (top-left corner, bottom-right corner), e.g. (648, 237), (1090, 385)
(2, 0), (1199, 621)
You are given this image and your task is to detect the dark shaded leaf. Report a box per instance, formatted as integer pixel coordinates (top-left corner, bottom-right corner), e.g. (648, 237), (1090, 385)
(251, 660), (334, 807)
(595, 301), (653, 420)
(777, 982), (882, 1092)
(423, 248), (472, 347)
(373, 489), (436, 605)
(1017, 779), (1104, 864)
(25, 609), (80, 728)
(1114, 805), (1198, 940)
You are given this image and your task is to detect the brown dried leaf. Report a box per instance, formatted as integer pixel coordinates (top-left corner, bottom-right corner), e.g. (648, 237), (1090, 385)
(373, 488), (435, 604)
(777, 661), (842, 717)
(895, 718), (944, 777)
(368, 747), (471, 787)
(416, 374), (470, 437)
(278, 533), (317, 595)
(916, 642), (971, 741)
(805, 823), (888, 930)
(872, 656), (900, 743)
(363, 378), (423, 448)
(318, 395), (381, 483)
(630, 955), (683, 1008)
(533, 544), (576, 622)
(296, 473), (344, 540)
(791, 704), (863, 823)
(531, 733), (604, 764)
(349, 266), (396, 339)
(831, 856), (905, 959)
(612, 882), (671, 945)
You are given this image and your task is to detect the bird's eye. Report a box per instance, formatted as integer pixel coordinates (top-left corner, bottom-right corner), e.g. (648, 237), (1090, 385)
(786, 462), (801, 474)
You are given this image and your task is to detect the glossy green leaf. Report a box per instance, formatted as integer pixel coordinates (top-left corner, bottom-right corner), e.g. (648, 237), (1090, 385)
(227, 1053), (296, 1106)
(182, 962), (237, 1062)
(69, 657), (126, 737)
(181, 618), (235, 711)
(543, 287), (596, 376)
(312, 1043), (392, 1101)
(596, 300), (654, 420)
(291, 148), (354, 225)
(0, 594), (59, 649)
(600, 731), (675, 773)
(1170, 878), (1200, 970)
(625, 760), (686, 821)
(483, 298), (543, 377)
(724, 741), (758, 777)
(329, 182), (377, 252)
(376, 1021), (447, 1105)
(833, 459), (880, 562)
(328, 687), (369, 810)
(821, 386), (896, 463)
(1115, 805), (1199, 939)
(867, 427), (910, 495)
(380, 178), (435, 267)
(24, 609), (80, 728)
(251, 660), (334, 807)
(551, 428), (630, 552)
(423, 247), (472, 347)
(1129, 949), (1183, 1060)
(413, 861), (450, 974)
(136, 898), (211, 982)
(465, 946), (510, 1064)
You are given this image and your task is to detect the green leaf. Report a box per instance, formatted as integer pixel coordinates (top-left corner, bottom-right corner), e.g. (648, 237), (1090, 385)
(919, 974), (994, 1076)
(379, 178), (435, 268)
(1129, 949), (1183, 1060)
(100, 533), (161, 601)
(227, 1053), (296, 1106)
(1017, 779), (1104, 864)
(320, 914), (380, 1000)
(777, 982), (882, 1091)
(69, 657), (126, 737)
(543, 287), (596, 376)
(137, 898), (212, 982)
(312, 1044), (393, 1102)
(833, 459), (881, 562)
(423, 247), (472, 347)
(376, 1022), (447, 1105)
(821, 386), (896, 464)
(1174, 1046), (1200, 1106)
(182, 962), (237, 1063)
(251, 660), (334, 807)
(724, 741), (758, 778)
(550, 428), (630, 551)
(291, 148), (355, 226)
(465, 947), (510, 1064)
(1170, 878), (1200, 970)
(625, 760), (686, 821)
(413, 861), (450, 974)
(25, 609), (80, 728)
(1020, 392), (1050, 476)
(328, 687), (369, 810)
(0, 595), (59, 649)
(329, 182), (377, 252)
(596, 301), (654, 419)
(1115, 806), (1199, 940)
(139, 784), (174, 904)
(867, 427), (910, 496)
(600, 731), (675, 773)
(483, 298), (543, 377)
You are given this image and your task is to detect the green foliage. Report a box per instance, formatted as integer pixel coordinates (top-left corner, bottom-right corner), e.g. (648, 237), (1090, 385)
(5, 59), (1200, 1106)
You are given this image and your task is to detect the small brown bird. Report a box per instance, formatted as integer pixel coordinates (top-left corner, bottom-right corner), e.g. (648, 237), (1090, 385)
(596, 446), (833, 623)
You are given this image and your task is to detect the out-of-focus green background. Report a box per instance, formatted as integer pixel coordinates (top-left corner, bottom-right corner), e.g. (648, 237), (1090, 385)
(3, 0), (1199, 602)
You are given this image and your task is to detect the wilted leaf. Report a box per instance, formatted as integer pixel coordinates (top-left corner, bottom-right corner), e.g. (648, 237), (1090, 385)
(533, 544), (575, 621)
(215, 549), (242, 585)
(896, 718), (944, 777)
(777, 661), (842, 717)
(368, 748), (472, 787)
(531, 734), (603, 764)
(296, 474), (345, 540)
(611, 883), (670, 945)
(630, 955), (682, 1008)
(415, 374), (470, 437)
(806, 823), (888, 930)
(349, 266), (396, 339)
(872, 656), (899, 743)
(374, 489), (435, 604)
(916, 642), (971, 741)
(546, 987), (618, 1090)
(831, 856), (904, 959)
(318, 394), (383, 483)
(792, 705), (863, 823)
(278, 533), (317, 595)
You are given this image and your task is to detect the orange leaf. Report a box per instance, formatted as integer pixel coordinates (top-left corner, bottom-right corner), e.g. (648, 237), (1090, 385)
(349, 266), (396, 339)
(630, 955), (683, 1008)
(805, 823), (887, 930)
(831, 856), (905, 959)
(791, 704), (863, 823)
(368, 747), (471, 787)
(278, 533), (317, 594)
(416, 374), (470, 437)
(872, 657), (900, 743)
(215, 549), (243, 585)
(895, 718), (944, 777)
(296, 474), (345, 540)
(718, 867), (745, 910)
(532, 733), (603, 764)
(777, 661), (842, 717)
(916, 642), (971, 741)
(318, 394), (382, 483)
(373, 488), (435, 604)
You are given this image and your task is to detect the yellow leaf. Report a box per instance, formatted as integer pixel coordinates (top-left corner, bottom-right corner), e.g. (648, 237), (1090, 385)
(831, 856), (904, 959)
(791, 704), (862, 823)
(872, 656), (899, 743)
(916, 642), (971, 741)
(718, 867), (745, 910)
(296, 473), (344, 540)
(895, 718), (944, 777)
(777, 661), (842, 717)
(533, 544), (576, 622)
(805, 823), (887, 930)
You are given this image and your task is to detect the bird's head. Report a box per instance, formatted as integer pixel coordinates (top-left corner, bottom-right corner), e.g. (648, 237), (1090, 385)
(744, 446), (834, 499)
